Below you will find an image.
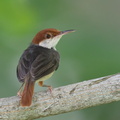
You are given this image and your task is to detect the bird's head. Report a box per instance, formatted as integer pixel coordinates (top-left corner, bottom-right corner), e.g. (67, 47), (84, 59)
(32, 28), (75, 49)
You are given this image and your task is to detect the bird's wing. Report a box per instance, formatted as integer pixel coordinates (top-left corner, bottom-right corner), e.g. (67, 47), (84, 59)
(17, 45), (60, 83)
(30, 51), (59, 81)
(17, 49), (32, 82)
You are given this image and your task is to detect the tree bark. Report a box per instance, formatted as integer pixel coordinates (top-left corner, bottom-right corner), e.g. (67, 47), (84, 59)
(0, 73), (120, 120)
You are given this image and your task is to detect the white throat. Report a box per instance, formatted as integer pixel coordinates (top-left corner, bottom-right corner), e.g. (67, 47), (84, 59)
(39, 35), (62, 49)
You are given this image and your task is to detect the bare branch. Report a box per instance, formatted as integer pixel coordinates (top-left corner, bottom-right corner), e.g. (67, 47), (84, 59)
(1, 74), (120, 120)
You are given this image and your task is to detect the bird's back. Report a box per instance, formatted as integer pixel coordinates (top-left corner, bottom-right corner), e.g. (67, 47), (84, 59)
(17, 44), (60, 83)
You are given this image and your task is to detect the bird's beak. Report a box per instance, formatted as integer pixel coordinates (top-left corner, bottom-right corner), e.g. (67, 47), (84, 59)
(60, 29), (75, 35)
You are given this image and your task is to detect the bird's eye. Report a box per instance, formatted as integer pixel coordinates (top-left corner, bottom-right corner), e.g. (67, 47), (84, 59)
(45, 33), (52, 39)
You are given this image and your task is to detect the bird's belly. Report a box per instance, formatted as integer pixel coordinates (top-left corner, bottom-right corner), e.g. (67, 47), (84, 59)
(36, 72), (54, 83)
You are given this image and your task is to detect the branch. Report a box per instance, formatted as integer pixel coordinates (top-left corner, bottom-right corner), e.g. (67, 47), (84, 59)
(1, 74), (120, 120)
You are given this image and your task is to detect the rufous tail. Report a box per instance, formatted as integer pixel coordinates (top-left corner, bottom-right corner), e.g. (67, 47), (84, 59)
(21, 77), (35, 107)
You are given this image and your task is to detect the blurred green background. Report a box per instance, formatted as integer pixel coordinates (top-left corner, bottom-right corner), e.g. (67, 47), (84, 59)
(0, 0), (120, 120)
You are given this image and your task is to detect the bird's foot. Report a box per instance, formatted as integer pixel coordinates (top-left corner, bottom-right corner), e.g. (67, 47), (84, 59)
(47, 86), (53, 96)
(17, 91), (22, 97)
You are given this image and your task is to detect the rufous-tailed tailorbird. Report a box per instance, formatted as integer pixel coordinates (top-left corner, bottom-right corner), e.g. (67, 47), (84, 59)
(17, 28), (75, 106)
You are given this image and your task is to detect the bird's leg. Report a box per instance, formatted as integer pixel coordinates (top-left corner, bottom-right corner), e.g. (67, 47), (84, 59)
(17, 83), (24, 97)
(38, 81), (53, 95)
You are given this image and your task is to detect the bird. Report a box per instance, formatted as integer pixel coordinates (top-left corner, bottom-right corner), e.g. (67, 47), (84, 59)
(17, 28), (75, 106)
